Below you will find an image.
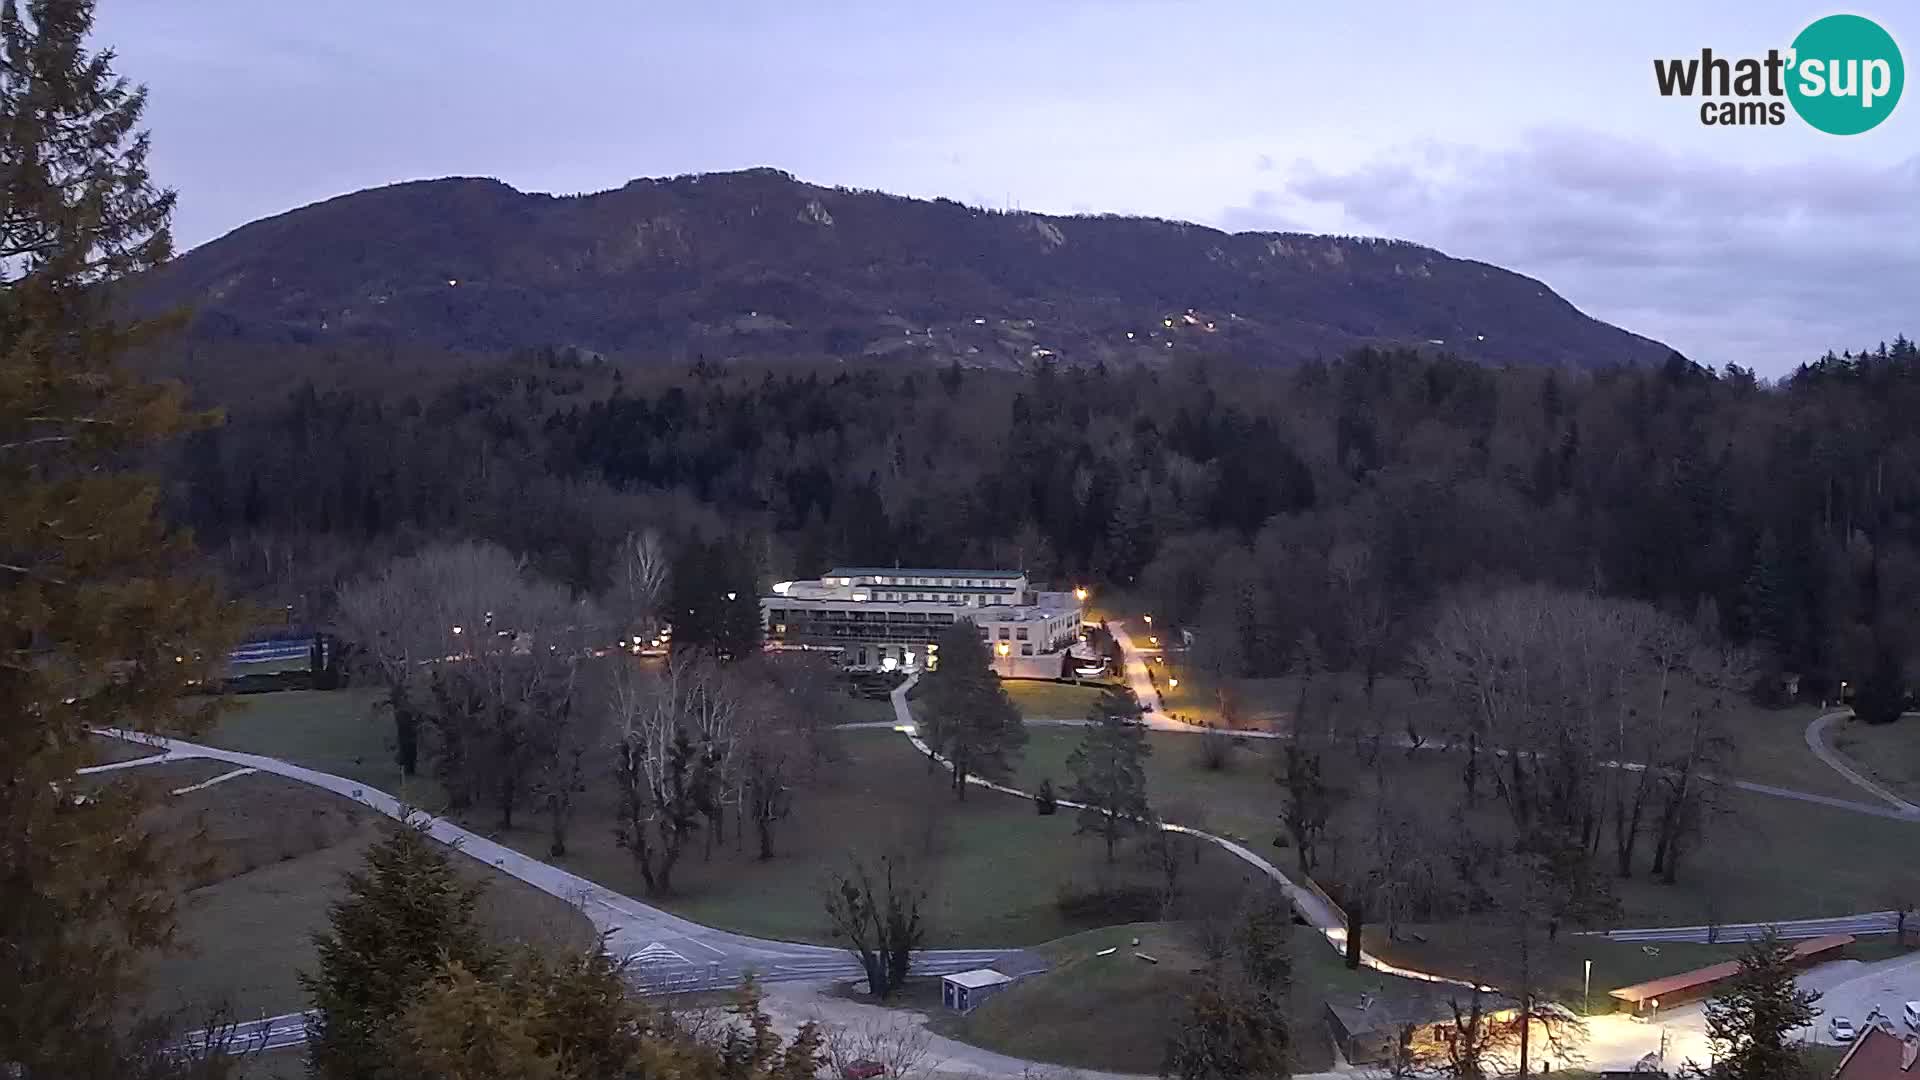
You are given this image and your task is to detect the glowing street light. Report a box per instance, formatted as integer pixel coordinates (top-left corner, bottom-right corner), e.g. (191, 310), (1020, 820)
(451, 625), (463, 636)
(1073, 586), (1088, 602)
(996, 641), (1011, 657)
(1168, 678), (1179, 689)
(1143, 614), (1153, 625)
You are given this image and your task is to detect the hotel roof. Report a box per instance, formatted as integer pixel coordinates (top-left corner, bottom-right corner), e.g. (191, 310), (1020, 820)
(825, 568), (1026, 579)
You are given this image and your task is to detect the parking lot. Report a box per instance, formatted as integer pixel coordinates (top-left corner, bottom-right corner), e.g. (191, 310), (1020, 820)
(1798, 951), (1920, 1044)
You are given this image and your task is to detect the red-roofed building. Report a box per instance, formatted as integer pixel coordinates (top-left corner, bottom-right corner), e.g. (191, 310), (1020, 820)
(1606, 935), (1854, 1016)
(1830, 1026), (1920, 1079)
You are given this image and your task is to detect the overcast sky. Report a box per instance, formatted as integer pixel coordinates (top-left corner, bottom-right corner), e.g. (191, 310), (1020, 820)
(101, 1), (1917, 375)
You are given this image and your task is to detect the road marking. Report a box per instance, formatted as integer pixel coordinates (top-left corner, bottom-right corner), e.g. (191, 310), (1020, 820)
(171, 767), (258, 795)
(625, 942), (691, 965)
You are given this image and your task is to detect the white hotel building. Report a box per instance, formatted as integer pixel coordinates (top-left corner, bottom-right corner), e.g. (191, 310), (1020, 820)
(761, 567), (1082, 675)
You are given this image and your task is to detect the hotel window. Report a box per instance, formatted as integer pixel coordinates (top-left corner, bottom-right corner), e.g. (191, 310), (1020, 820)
(1015, 627), (1028, 640)
(1020, 644), (1033, 656)
(997, 627), (1010, 639)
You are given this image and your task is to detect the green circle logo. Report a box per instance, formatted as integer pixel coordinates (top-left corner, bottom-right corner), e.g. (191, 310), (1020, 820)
(1787, 14), (1904, 134)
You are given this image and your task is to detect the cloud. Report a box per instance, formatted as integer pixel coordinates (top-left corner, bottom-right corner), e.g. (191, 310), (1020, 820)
(1221, 129), (1920, 376)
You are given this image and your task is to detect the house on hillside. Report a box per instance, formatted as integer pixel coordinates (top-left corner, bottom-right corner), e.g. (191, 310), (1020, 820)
(1830, 1026), (1920, 1079)
(1324, 990), (1522, 1068)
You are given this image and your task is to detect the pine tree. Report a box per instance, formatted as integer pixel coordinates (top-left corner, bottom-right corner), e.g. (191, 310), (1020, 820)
(1066, 685), (1154, 861)
(1693, 932), (1820, 1080)
(1163, 891), (1292, 1080)
(2, 2), (243, 1074)
(302, 823), (496, 1080)
(918, 619), (1025, 799)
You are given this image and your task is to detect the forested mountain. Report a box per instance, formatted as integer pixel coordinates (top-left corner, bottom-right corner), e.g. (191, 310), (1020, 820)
(177, 338), (1920, 707)
(132, 167), (1670, 371)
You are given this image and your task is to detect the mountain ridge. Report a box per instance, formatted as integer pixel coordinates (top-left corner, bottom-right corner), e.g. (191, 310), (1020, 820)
(133, 166), (1676, 371)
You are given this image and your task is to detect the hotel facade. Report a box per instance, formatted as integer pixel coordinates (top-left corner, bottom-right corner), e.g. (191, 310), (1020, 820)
(761, 567), (1081, 675)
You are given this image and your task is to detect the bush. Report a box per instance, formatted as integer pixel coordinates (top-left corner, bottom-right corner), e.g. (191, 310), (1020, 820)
(1194, 727), (1232, 772)
(1054, 879), (1161, 923)
(1035, 777), (1058, 815)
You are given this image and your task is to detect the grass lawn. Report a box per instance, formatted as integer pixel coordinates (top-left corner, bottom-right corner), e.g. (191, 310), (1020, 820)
(1010, 726), (1916, 928)
(834, 693), (899, 726)
(190, 690), (1233, 949)
(232, 1047), (304, 1080)
(197, 688), (430, 799)
(1002, 679), (1108, 722)
(1013, 726), (1279, 842)
(139, 772), (594, 1030)
(1827, 714), (1920, 802)
(1374, 927), (1753, 1010)
(1150, 658), (1862, 802)
(940, 921), (1429, 1075)
(485, 729), (1261, 947)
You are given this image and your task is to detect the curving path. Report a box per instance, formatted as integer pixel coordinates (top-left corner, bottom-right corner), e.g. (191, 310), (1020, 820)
(96, 728), (1022, 999)
(883, 676), (1472, 990)
(1805, 709), (1920, 816)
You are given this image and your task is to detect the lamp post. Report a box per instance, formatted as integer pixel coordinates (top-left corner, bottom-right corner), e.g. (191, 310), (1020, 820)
(1584, 959), (1592, 1017)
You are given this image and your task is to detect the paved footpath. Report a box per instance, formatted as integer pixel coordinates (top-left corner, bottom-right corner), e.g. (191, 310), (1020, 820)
(884, 677), (1468, 990)
(97, 728), (1020, 995)
(1805, 710), (1920, 815)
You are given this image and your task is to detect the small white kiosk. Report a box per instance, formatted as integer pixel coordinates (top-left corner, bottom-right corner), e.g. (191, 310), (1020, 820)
(941, 968), (1014, 1013)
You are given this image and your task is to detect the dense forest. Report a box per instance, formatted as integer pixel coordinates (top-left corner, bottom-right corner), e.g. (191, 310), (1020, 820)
(172, 337), (1920, 703)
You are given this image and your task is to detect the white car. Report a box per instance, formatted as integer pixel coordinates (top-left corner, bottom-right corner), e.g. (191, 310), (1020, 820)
(1829, 1016), (1856, 1043)
(1906, 1001), (1920, 1030)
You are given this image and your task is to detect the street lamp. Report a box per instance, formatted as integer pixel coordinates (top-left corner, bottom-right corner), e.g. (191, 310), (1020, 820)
(1143, 614), (1152, 625)
(451, 625), (463, 636)
(1584, 959), (1592, 1017)
(1168, 678), (1179, 689)
(1074, 586), (1088, 603)
(996, 642), (1011, 657)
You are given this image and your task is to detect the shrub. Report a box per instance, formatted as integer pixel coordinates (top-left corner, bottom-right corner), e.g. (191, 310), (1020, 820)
(1035, 777), (1058, 815)
(1054, 879), (1161, 923)
(1194, 727), (1232, 772)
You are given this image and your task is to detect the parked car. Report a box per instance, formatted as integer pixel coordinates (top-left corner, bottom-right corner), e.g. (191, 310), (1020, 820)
(1904, 1000), (1920, 1029)
(1829, 1015), (1856, 1042)
(840, 1061), (886, 1080)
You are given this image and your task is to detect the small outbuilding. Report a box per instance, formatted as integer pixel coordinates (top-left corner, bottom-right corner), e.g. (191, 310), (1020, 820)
(941, 968), (1014, 1013)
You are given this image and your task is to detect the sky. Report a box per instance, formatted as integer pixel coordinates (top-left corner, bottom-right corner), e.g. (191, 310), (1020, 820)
(100, 1), (1919, 375)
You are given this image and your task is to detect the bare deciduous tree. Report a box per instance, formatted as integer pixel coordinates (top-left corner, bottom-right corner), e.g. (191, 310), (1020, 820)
(338, 542), (590, 820)
(612, 527), (671, 636)
(822, 854), (927, 1001)
(1412, 583), (1750, 895)
(818, 1017), (940, 1080)
(610, 648), (742, 895)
